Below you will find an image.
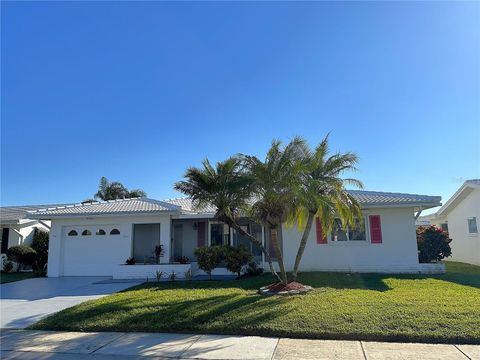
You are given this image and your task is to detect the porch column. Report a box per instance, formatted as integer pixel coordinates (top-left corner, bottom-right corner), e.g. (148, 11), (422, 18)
(160, 216), (172, 263)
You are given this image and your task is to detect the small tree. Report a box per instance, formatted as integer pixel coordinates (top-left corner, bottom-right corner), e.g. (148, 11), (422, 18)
(194, 246), (224, 280)
(7, 245), (37, 270)
(31, 228), (49, 275)
(224, 245), (252, 277)
(417, 225), (452, 263)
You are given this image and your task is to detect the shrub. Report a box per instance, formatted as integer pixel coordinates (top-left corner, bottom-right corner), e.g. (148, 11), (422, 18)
(125, 257), (136, 265)
(224, 245), (252, 277)
(194, 246), (224, 280)
(245, 260), (264, 277)
(7, 245), (37, 270)
(417, 225), (452, 263)
(3, 259), (14, 273)
(31, 228), (49, 276)
(175, 256), (190, 264)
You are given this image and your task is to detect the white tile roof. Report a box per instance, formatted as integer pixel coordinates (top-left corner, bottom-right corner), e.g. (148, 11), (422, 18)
(163, 198), (217, 214)
(0, 203), (72, 223)
(166, 190), (441, 215)
(347, 190), (441, 208)
(27, 198), (181, 218)
(25, 190), (441, 219)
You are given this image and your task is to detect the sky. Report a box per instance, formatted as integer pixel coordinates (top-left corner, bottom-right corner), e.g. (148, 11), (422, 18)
(1, 2), (479, 214)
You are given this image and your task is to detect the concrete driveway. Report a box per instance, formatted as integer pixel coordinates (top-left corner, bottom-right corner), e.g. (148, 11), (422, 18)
(0, 277), (142, 329)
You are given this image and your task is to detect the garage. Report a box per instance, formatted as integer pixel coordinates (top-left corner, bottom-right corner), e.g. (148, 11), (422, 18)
(62, 225), (129, 276)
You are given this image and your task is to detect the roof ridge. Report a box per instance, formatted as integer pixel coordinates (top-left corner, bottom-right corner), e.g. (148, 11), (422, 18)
(28, 197), (143, 214)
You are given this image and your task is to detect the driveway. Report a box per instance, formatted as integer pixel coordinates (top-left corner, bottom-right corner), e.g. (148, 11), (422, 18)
(0, 277), (142, 329)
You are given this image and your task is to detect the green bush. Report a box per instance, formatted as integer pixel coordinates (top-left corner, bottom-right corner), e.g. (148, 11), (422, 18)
(7, 245), (37, 270)
(3, 259), (14, 273)
(417, 225), (452, 263)
(224, 245), (252, 277)
(194, 246), (224, 280)
(31, 228), (49, 276)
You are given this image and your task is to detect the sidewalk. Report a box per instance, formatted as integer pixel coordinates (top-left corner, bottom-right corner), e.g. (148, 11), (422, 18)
(0, 330), (479, 360)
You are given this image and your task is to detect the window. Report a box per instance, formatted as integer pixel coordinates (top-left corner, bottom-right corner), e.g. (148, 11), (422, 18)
(110, 228), (120, 235)
(440, 223), (449, 232)
(96, 229), (106, 235)
(82, 230), (92, 236)
(210, 222), (230, 246)
(467, 217), (478, 234)
(67, 230), (78, 236)
(331, 218), (367, 242)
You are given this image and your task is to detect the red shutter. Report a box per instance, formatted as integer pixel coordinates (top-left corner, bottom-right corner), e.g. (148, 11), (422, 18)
(197, 222), (206, 247)
(369, 215), (383, 244)
(316, 217), (327, 244)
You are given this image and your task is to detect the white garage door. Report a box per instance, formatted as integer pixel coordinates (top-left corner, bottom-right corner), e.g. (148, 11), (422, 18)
(62, 225), (128, 276)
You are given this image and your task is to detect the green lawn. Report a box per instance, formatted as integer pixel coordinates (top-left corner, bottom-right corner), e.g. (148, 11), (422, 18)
(0, 271), (34, 284)
(30, 262), (480, 344)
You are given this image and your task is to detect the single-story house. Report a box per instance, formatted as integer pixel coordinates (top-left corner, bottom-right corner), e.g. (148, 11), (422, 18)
(428, 180), (480, 266)
(0, 204), (69, 270)
(0, 205), (66, 253)
(25, 189), (443, 278)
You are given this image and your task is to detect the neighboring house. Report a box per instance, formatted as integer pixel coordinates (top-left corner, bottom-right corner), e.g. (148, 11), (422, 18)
(429, 180), (480, 266)
(415, 214), (436, 227)
(25, 189), (442, 278)
(0, 205), (60, 254)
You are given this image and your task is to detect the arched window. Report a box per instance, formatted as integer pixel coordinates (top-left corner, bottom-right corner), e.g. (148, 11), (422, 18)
(68, 230), (78, 236)
(110, 228), (120, 235)
(96, 229), (106, 235)
(82, 229), (92, 236)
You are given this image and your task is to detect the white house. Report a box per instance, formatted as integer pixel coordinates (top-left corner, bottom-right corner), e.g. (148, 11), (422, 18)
(25, 190), (442, 278)
(429, 180), (480, 266)
(0, 205), (62, 253)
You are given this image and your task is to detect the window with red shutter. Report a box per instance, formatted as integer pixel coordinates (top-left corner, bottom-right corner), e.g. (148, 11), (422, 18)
(316, 217), (327, 244)
(369, 215), (383, 244)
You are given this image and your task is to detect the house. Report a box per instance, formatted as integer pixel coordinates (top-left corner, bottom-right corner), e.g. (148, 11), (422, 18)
(0, 205), (63, 253)
(0, 204), (69, 269)
(428, 180), (480, 266)
(25, 189), (442, 278)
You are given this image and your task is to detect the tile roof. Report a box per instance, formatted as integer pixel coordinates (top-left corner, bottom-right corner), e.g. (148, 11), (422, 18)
(166, 190), (441, 215)
(0, 204), (71, 223)
(346, 190), (441, 208)
(163, 198), (217, 214)
(26, 198), (181, 218)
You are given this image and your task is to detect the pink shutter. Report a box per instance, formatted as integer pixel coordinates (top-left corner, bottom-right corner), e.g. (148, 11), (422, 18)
(197, 222), (206, 247)
(316, 217), (327, 244)
(369, 215), (383, 244)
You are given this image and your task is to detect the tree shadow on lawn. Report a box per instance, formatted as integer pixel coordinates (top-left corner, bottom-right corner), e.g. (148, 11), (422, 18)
(33, 292), (289, 334)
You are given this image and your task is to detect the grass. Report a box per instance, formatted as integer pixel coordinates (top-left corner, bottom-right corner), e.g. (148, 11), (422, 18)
(30, 262), (480, 344)
(0, 271), (34, 284)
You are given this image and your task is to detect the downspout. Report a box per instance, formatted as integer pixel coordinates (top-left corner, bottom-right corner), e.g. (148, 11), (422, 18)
(11, 228), (24, 244)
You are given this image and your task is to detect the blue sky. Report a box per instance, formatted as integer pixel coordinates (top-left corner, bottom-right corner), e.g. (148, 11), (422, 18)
(1, 2), (479, 213)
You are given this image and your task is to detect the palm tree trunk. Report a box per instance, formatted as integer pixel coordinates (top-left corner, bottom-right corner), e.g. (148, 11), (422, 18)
(270, 226), (288, 285)
(292, 211), (315, 281)
(230, 222), (282, 283)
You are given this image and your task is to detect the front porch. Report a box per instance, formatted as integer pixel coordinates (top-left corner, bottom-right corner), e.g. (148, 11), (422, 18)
(170, 217), (280, 272)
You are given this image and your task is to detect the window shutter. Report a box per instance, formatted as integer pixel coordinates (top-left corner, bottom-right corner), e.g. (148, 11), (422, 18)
(316, 217), (327, 244)
(369, 215), (383, 244)
(197, 222), (206, 247)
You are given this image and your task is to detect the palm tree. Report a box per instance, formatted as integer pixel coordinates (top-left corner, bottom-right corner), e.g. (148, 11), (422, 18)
(290, 135), (363, 280)
(94, 177), (147, 201)
(174, 158), (282, 282)
(241, 137), (307, 285)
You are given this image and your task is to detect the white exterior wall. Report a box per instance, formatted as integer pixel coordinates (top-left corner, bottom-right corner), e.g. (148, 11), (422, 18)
(441, 190), (480, 265)
(281, 207), (421, 273)
(47, 214), (172, 277)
